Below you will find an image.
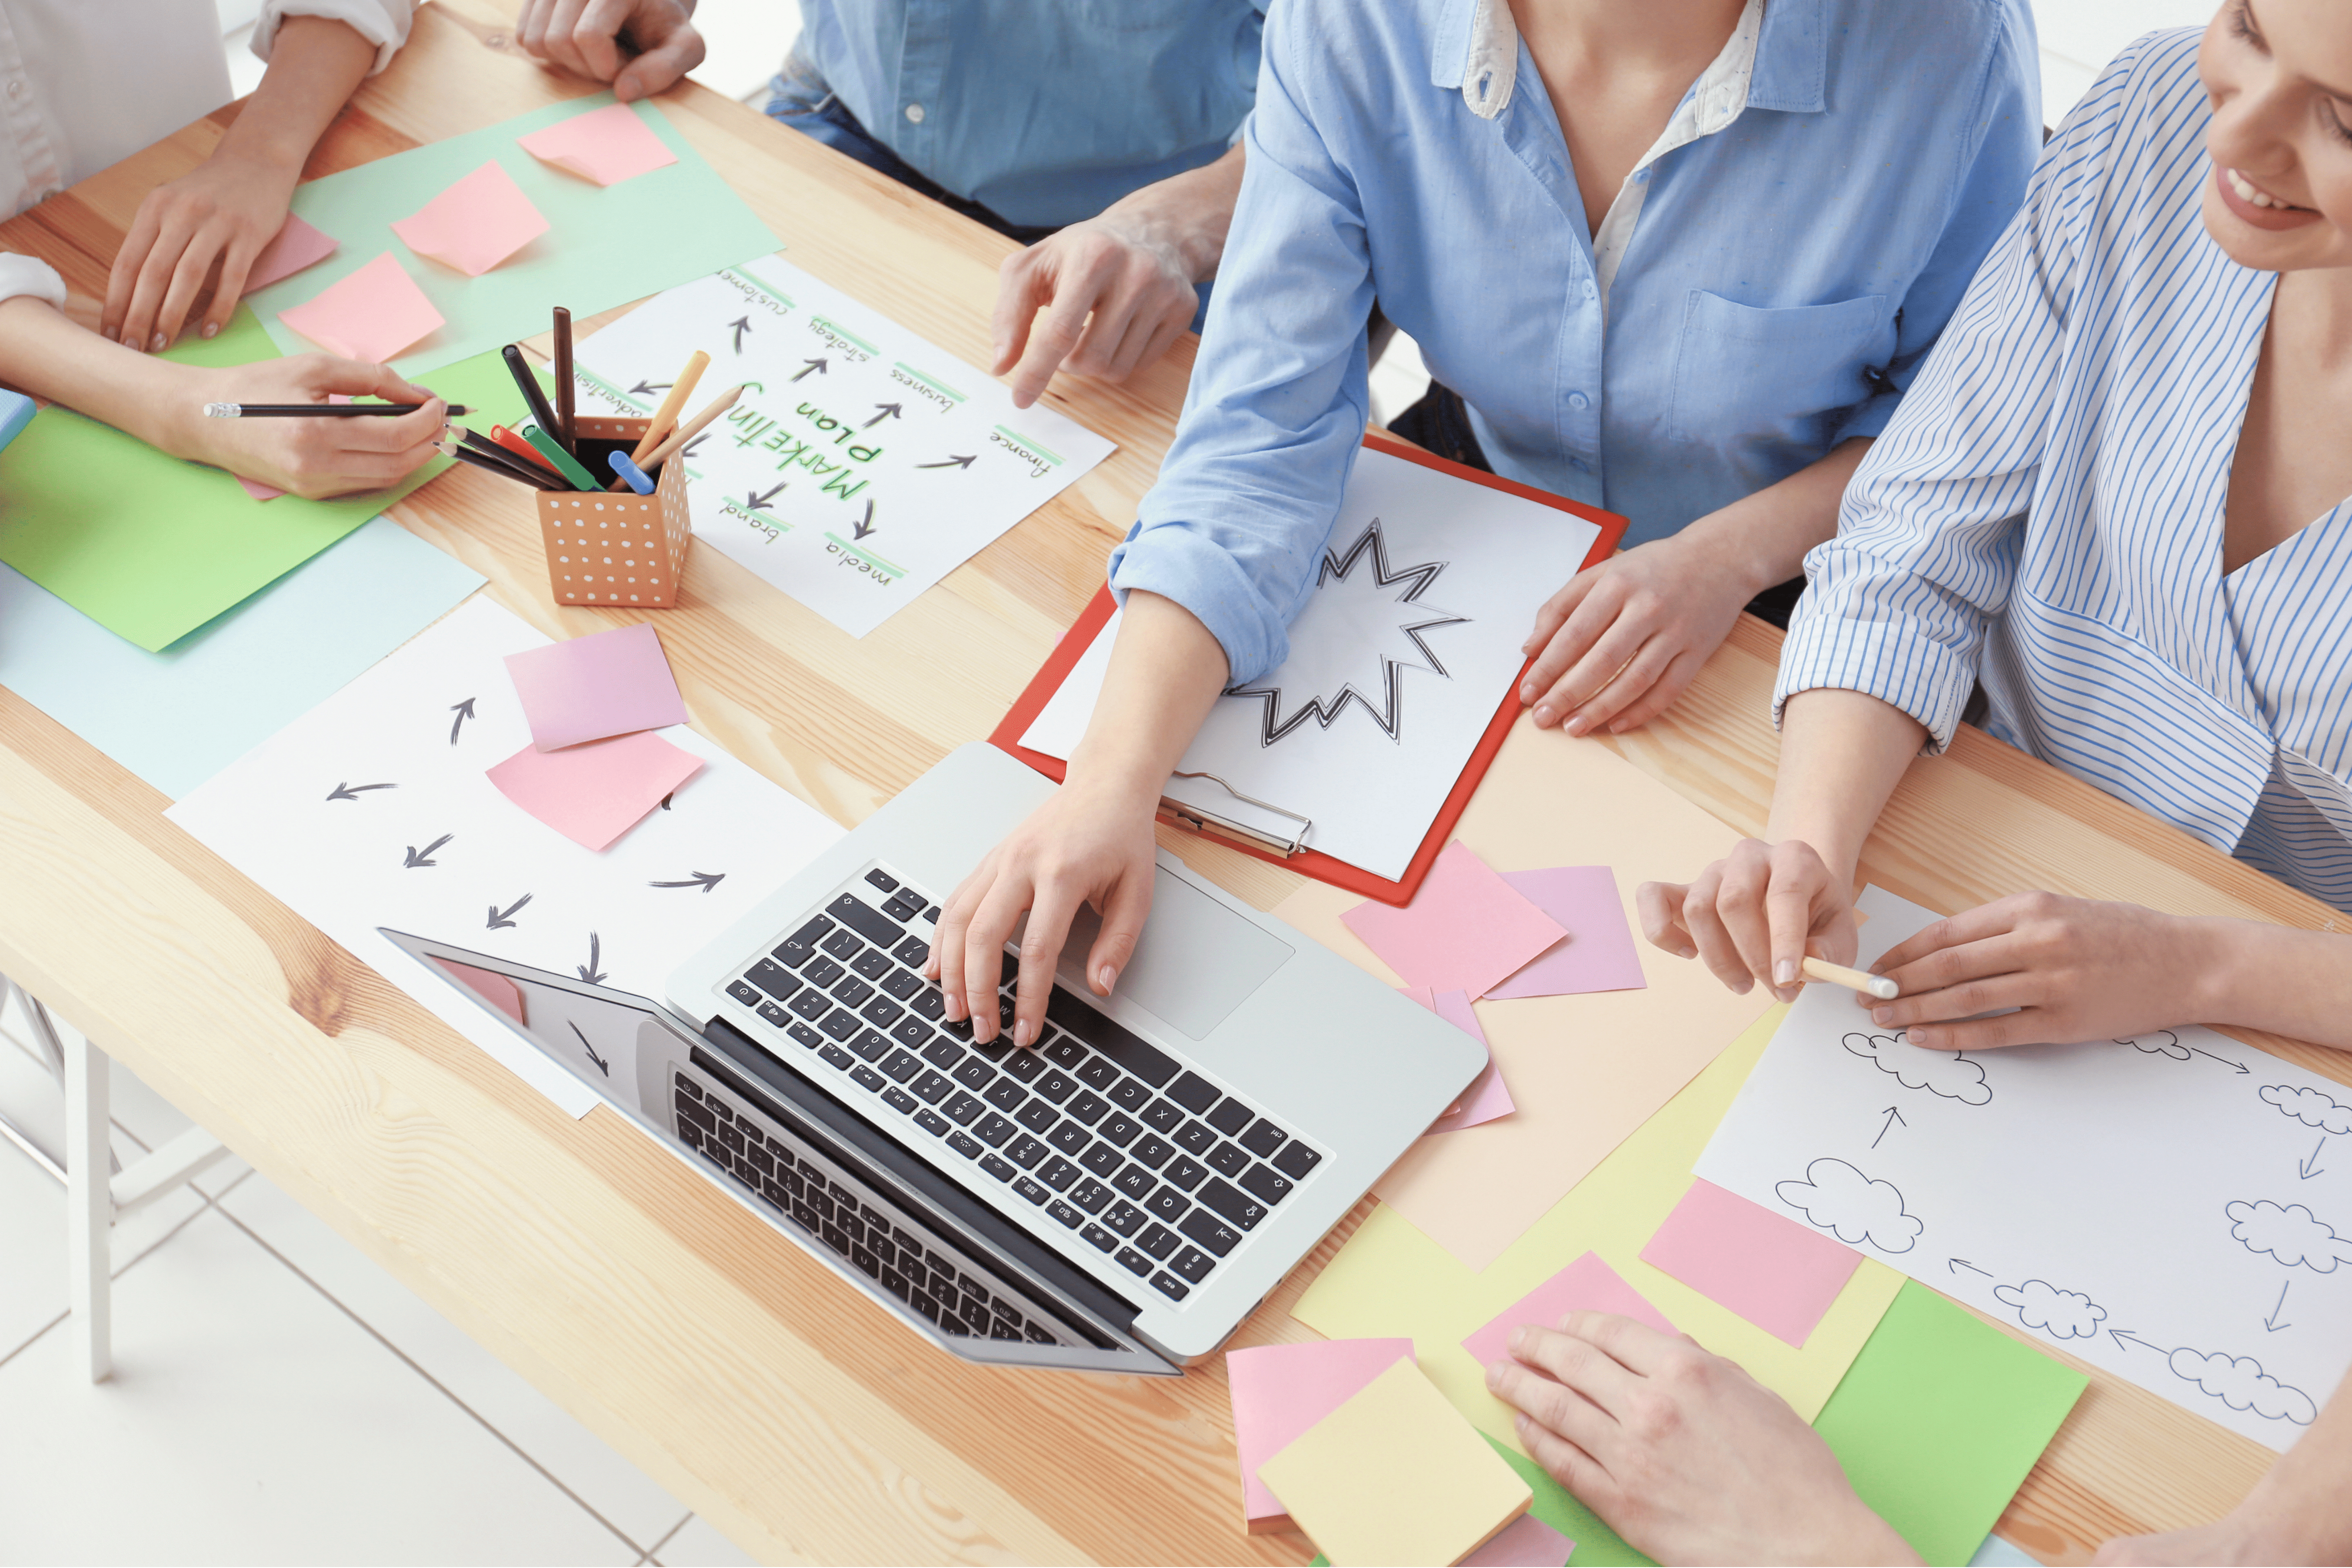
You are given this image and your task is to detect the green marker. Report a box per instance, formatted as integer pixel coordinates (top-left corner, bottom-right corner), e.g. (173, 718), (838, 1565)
(523, 423), (600, 491)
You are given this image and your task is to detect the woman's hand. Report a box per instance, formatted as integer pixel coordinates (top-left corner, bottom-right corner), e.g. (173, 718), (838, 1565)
(1862, 894), (2218, 1050)
(514, 0), (705, 101)
(1488, 1313), (1920, 1567)
(1639, 838), (1859, 1004)
(102, 151), (301, 352)
(1519, 531), (1760, 736)
(174, 356), (447, 499)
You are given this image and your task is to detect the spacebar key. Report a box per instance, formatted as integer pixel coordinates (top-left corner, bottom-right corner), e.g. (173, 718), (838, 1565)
(1046, 989), (1178, 1088)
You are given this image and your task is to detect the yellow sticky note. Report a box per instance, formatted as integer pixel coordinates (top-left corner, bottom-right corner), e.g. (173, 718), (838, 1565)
(1258, 1359), (1531, 1567)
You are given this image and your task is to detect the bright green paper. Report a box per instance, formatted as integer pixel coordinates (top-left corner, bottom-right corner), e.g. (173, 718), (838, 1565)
(247, 95), (781, 377)
(0, 328), (529, 650)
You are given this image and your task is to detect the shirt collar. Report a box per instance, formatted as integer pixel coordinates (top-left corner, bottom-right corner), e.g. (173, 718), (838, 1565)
(1433, 0), (1822, 122)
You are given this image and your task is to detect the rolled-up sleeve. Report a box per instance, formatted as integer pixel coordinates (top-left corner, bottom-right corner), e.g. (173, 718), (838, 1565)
(0, 255), (67, 310)
(1106, 0), (1374, 685)
(254, 0), (415, 76)
(1780, 55), (2112, 750)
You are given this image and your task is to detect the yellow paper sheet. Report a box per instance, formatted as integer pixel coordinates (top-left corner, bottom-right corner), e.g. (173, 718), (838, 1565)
(1272, 721), (1772, 1270)
(1258, 1359), (1532, 1568)
(1294, 1006), (1906, 1449)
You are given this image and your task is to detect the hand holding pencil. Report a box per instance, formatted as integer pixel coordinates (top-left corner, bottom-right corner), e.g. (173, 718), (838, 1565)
(181, 353), (448, 500)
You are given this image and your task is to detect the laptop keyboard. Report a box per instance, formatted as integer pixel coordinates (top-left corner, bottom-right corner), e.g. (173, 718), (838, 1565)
(721, 865), (1324, 1306)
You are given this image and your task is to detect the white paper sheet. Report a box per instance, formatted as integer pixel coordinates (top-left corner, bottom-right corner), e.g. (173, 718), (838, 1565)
(1695, 886), (2352, 1450)
(1020, 446), (1601, 881)
(167, 598), (846, 1117)
(571, 256), (1116, 637)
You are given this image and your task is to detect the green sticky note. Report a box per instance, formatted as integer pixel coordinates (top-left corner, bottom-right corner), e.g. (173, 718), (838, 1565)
(246, 94), (781, 378)
(0, 328), (531, 651)
(1815, 1284), (2087, 1566)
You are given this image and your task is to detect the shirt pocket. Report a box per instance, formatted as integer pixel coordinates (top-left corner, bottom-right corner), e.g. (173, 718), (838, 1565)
(1667, 291), (1891, 448)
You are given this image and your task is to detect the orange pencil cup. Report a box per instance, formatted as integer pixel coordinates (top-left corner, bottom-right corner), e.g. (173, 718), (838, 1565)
(535, 416), (690, 608)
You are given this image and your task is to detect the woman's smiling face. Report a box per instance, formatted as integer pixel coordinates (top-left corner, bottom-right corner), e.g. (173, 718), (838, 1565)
(2200, 0), (2352, 271)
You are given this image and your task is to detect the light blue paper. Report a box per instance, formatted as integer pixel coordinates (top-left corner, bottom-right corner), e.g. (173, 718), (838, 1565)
(0, 516), (483, 799)
(1969, 1535), (2040, 1567)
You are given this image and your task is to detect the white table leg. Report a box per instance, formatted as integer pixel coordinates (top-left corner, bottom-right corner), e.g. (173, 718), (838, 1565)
(63, 1030), (112, 1383)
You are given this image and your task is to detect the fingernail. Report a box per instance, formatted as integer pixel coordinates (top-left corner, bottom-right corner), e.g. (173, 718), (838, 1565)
(1774, 960), (1797, 985)
(151, 332), (167, 351)
(1533, 706), (1553, 726)
(1508, 1326), (1525, 1352)
(1520, 682), (1537, 703)
(1485, 1361), (1505, 1389)
(1096, 964), (1117, 992)
(1733, 976), (1754, 995)
(1872, 1008), (1893, 1025)
(1911, 1027), (1936, 1046)
(202, 322), (219, 339)
(1564, 716), (1587, 737)
(1015, 1019), (1036, 1047)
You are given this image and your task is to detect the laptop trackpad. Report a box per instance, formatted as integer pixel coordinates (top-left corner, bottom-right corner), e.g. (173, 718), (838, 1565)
(1059, 868), (1291, 1040)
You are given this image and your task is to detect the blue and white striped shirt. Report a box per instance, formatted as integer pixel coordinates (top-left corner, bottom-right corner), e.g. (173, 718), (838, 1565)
(1780, 28), (2352, 913)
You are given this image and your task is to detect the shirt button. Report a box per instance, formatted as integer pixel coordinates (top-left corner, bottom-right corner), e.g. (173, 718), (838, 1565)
(903, 103), (925, 124)
(1567, 391), (1591, 412)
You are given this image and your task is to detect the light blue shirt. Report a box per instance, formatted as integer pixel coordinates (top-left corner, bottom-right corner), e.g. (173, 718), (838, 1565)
(1110, 0), (2040, 685)
(781, 0), (1266, 229)
(1784, 30), (2352, 914)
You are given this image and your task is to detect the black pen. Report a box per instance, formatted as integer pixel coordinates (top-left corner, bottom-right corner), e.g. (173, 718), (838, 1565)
(436, 439), (565, 490)
(451, 425), (567, 488)
(203, 402), (471, 417)
(500, 343), (565, 450)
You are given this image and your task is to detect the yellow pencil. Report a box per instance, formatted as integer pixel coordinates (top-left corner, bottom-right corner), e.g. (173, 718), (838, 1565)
(1802, 956), (1899, 1000)
(629, 349), (710, 464)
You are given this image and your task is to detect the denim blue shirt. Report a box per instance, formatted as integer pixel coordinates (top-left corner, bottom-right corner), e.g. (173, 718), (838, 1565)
(779, 0), (1266, 229)
(1110, 0), (2041, 684)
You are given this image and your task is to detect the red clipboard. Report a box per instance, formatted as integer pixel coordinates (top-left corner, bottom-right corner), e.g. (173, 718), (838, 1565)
(989, 435), (1629, 906)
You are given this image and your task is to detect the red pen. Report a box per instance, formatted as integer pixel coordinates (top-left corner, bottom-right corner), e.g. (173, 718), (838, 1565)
(491, 424), (560, 474)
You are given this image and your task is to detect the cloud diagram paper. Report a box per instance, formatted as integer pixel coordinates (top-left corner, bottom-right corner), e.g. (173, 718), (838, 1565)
(572, 257), (1115, 637)
(1694, 885), (2352, 1451)
(167, 598), (844, 1118)
(1022, 447), (1600, 880)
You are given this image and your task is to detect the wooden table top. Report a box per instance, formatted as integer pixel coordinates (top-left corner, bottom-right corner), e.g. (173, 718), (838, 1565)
(4, 3), (2344, 1561)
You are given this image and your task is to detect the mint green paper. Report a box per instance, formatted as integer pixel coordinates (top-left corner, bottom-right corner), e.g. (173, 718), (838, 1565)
(246, 95), (781, 377)
(0, 330), (528, 650)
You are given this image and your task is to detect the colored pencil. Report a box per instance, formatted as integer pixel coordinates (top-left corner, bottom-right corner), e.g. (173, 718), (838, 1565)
(629, 349), (710, 463)
(203, 402), (471, 417)
(451, 426), (563, 487)
(437, 440), (564, 490)
(523, 422), (601, 490)
(633, 384), (742, 470)
(551, 306), (576, 452)
(491, 424), (560, 473)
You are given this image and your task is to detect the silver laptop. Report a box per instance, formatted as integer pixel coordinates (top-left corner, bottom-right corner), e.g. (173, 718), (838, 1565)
(382, 742), (1483, 1373)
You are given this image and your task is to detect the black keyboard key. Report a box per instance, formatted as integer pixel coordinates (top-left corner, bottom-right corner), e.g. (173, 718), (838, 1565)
(1098, 1112), (1142, 1147)
(1002, 1050), (1045, 1083)
(1170, 1245), (1215, 1284)
(823, 929), (863, 962)
(1163, 1154), (1210, 1191)
(789, 990), (832, 1023)
(1034, 1069), (1078, 1104)
(885, 891), (927, 923)
(1106, 1078), (1150, 1112)
(952, 1058), (996, 1092)
(1079, 1142), (1123, 1178)
(850, 1244), (878, 1275)
(881, 1049), (921, 1083)
(980, 1153), (1014, 1181)
(1070, 1177), (1112, 1213)
(1115, 1246), (1152, 1277)
(921, 1037), (965, 1070)
(1130, 1134), (1175, 1170)
(1239, 1118), (1289, 1158)
(1047, 1122), (1090, 1156)
(828, 893), (906, 947)
(1273, 1141), (1323, 1180)
(879, 1265), (907, 1298)
(852, 948), (894, 982)
(745, 962), (802, 1003)
(1104, 1200), (1146, 1237)
(851, 1066), (886, 1092)
(890, 1017), (931, 1051)
(1077, 1222), (1116, 1254)
(851, 1029), (892, 1063)
(818, 1044), (855, 1070)
(914, 1109), (950, 1136)
(755, 1000), (792, 1030)
(1040, 1032), (1086, 1066)
(830, 974), (875, 1009)
(983, 1078), (1027, 1113)
(1179, 1210), (1242, 1257)
(1013, 1176), (1049, 1206)
(865, 868), (900, 894)
(1205, 1098), (1254, 1136)
(911, 988), (947, 1021)
(774, 914), (833, 966)
(1006, 1133), (1049, 1169)
(893, 935), (930, 966)
(1238, 1164), (1294, 1205)
(1065, 1091), (1111, 1126)
(1138, 1098), (1184, 1133)
(944, 1130), (980, 1161)
(938, 1312), (969, 1337)
(1172, 1120), (1215, 1155)
(924, 905), (941, 922)
(1166, 1071), (1220, 1114)
(882, 1087), (917, 1113)
(861, 996), (904, 1029)
(1137, 1223), (1181, 1260)
(1045, 990), (1179, 1086)
(1206, 1141), (1249, 1177)
(1144, 1187), (1190, 1223)
(1198, 1178), (1268, 1231)
(1151, 1272), (1191, 1302)
(1073, 1056), (1119, 1091)
(802, 955), (846, 989)
(944, 1091), (985, 1126)
(1015, 1101), (1058, 1135)
(974, 1112), (1016, 1147)
(1038, 1156), (1080, 1191)
(881, 968), (924, 1000)
(912, 1070), (954, 1105)
(1047, 1199), (1083, 1229)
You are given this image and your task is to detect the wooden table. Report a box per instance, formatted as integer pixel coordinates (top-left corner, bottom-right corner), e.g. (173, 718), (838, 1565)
(3, 3), (2343, 1560)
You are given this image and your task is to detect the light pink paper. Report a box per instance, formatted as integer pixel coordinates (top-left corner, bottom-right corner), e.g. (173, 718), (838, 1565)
(430, 957), (526, 1027)
(1226, 1338), (1416, 1528)
(1462, 1252), (1676, 1368)
(485, 730), (702, 851)
(1485, 866), (1648, 999)
(245, 213), (339, 291)
(390, 161), (550, 277)
(277, 251), (445, 363)
(517, 102), (679, 186)
(238, 477), (286, 501)
(1639, 1178), (1863, 1349)
(505, 622), (687, 751)
(1460, 1513), (1576, 1567)
(1399, 987), (1514, 1133)
(1341, 841), (1567, 999)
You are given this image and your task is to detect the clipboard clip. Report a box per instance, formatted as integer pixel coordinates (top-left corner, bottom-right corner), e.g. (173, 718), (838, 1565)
(1161, 771), (1313, 859)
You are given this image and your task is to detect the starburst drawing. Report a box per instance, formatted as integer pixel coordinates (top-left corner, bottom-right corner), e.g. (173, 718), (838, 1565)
(1225, 519), (1469, 746)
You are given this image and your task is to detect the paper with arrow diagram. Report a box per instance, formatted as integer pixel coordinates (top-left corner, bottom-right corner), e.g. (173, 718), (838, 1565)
(1694, 885), (2352, 1450)
(570, 255), (1116, 637)
(167, 598), (845, 1117)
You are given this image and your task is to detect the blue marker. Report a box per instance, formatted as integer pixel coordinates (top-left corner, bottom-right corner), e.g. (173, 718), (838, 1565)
(607, 450), (654, 494)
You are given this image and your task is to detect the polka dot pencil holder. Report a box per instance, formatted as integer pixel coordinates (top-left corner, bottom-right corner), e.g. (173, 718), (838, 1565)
(534, 416), (690, 608)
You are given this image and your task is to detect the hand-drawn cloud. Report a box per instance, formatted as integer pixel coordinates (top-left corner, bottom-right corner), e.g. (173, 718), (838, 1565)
(1842, 1031), (1993, 1105)
(1775, 1157), (1923, 1254)
(2167, 1348), (2318, 1425)
(1994, 1279), (2107, 1340)
(2121, 1031), (2188, 1061)
(2225, 1199), (2352, 1273)
(2260, 1083), (2352, 1135)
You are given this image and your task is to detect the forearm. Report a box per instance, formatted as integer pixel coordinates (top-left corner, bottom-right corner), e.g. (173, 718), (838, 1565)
(1683, 437), (1872, 598)
(1098, 142), (1246, 284)
(0, 297), (194, 451)
(2190, 918), (2352, 1052)
(1764, 686), (1926, 882)
(1068, 590), (1232, 804)
(217, 15), (379, 177)
(2232, 1362), (2352, 1558)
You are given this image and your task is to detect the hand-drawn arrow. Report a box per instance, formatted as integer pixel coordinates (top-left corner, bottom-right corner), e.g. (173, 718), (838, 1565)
(2108, 1328), (2162, 1354)
(745, 483), (785, 512)
(448, 697), (477, 745)
(1948, 1258), (1993, 1277)
(2300, 1132), (2329, 1180)
(1872, 1105), (1907, 1149)
(630, 380), (672, 397)
(650, 871), (726, 893)
(2265, 1280), (2293, 1333)
(486, 893), (532, 930)
(916, 453), (976, 470)
(792, 358), (827, 382)
(568, 1019), (610, 1077)
(577, 931), (608, 985)
(681, 434), (710, 460)
(2192, 1047), (2249, 1073)
(326, 781), (396, 802)
(852, 499), (877, 540)
(864, 402), (902, 429)
(729, 316), (752, 353)
(402, 833), (452, 868)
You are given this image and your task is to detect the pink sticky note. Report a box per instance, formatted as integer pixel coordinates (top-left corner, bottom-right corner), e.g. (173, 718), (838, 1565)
(486, 730), (702, 851)
(1463, 1252), (1676, 1368)
(430, 957), (527, 1027)
(1485, 866), (1648, 999)
(518, 102), (680, 186)
(1227, 1338), (1416, 1531)
(1400, 988), (1514, 1132)
(238, 477), (286, 501)
(1640, 1179), (1862, 1349)
(278, 251), (445, 363)
(1342, 842), (1568, 999)
(505, 622), (687, 751)
(391, 161), (551, 277)
(1461, 1514), (1576, 1567)
(245, 212), (339, 291)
